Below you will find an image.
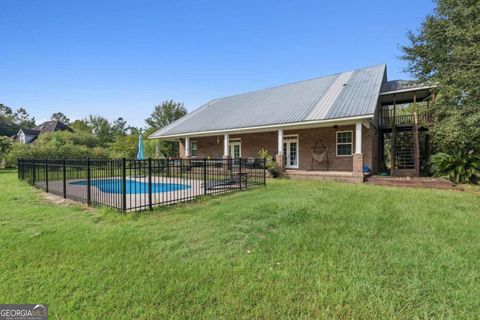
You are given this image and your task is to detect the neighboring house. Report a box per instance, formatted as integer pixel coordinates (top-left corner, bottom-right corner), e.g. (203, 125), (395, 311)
(13, 120), (73, 144)
(150, 64), (437, 182)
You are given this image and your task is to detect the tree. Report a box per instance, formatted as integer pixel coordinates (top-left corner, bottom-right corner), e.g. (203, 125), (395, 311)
(145, 100), (187, 129)
(0, 104), (13, 116)
(109, 134), (140, 158)
(87, 115), (114, 145)
(0, 136), (12, 162)
(145, 100), (186, 158)
(0, 104), (17, 136)
(13, 108), (35, 128)
(401, 0), (480, 153)
(70, 119), (92, 133)
(111, 117), (129, 136)
(0, 104), (35, 136)
(51, 112), (70, 125)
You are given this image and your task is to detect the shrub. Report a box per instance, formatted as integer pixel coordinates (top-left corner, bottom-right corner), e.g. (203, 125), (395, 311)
(0, 136), (13, 163)
(5, 131), (110, 167)
(430, 150), (480, 184)
(258, 148), (277, 174)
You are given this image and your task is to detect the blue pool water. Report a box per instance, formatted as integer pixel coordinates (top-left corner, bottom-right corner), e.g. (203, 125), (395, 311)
(70, 179), (191, 194)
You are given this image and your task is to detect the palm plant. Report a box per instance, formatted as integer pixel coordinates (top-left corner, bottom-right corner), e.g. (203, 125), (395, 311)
(430, 150), (480, 184)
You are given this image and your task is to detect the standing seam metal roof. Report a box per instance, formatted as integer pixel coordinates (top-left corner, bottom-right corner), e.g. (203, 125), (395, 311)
(150, 64), (386, 138)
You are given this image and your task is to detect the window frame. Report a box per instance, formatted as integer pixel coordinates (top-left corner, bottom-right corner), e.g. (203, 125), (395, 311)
(229, 138), (242, 158)
(190, 140), (198, 157)
(336, 130), (353, 157)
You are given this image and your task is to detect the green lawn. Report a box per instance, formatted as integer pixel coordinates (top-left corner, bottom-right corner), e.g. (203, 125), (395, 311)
(1, 169), (479, 319)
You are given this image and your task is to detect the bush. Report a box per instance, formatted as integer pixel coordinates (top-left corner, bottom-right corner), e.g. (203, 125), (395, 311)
(5, 131), (110, 167)
(0, 136), (13, 163)
(258, 148), (277, 176)
(430, 150), (480, 184)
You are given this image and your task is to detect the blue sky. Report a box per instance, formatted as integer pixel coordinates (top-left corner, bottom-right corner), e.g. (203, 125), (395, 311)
(0, 0), (435, 128)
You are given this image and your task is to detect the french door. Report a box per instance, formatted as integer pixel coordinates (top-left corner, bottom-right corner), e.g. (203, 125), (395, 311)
(283, 135), (299, 169)
(229, 141), (241, 159)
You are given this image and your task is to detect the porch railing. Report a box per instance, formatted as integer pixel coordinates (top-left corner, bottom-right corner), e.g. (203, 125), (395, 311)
(379, 111), (433, 127)
(17, 158), (267, 212)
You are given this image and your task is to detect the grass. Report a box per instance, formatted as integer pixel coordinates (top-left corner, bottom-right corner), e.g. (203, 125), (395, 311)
(1, 169), (480, 319)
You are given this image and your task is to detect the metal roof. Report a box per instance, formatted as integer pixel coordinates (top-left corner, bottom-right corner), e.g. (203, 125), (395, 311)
(150, 64), (386, 138)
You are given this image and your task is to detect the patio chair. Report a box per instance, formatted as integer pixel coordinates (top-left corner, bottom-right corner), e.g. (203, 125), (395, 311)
(203, 172), (248, 190)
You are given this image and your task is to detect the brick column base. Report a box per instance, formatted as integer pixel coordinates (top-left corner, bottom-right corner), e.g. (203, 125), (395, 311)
(275, 154), (284, 176)
(353, 153), (364, 178)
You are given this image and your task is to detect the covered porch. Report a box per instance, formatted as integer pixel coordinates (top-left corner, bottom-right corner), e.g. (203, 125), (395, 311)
(178, 119), (373, 182)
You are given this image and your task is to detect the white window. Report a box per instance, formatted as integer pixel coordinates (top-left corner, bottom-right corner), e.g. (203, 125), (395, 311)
(190, 141), (198, 157)
(336, 131), (353, 156)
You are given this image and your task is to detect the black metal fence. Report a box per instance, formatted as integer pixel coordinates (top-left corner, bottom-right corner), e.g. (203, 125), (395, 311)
(17, 158), (266, 212)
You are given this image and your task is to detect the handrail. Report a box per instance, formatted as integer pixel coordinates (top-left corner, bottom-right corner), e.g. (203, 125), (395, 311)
(379, 111), (433, 127)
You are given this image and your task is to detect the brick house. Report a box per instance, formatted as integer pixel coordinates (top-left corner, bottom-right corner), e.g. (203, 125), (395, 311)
(150, 65), (437, 182)
(13, 120), (73, 144)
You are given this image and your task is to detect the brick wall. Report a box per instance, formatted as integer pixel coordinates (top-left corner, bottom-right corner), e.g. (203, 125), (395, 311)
(179, 124), (376, 172)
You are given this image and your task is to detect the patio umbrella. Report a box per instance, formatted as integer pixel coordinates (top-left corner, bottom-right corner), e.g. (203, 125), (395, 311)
(137, 134), (144, 160)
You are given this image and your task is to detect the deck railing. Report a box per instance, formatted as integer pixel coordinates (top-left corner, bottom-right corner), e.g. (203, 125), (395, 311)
(17, 157), (267, 212)
(379, 111), (433, 127)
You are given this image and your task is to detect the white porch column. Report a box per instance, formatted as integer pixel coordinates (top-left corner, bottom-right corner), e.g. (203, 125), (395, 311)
(353, 121), (364, 179)
(185, 137), (191, 157)
(355, 122), (362, 154)
(275, 129), (285, 174)
(223, 133), (229, 157)
(277, 129), (284, 155)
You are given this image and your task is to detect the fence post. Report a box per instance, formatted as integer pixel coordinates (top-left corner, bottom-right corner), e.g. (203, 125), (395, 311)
(62, 158), (67, 199)
(17, 158), (21, 180)
(166, 158), (170, 177)
(21, 159), (24, 180)
(122, 158), (127, 213)
(32, 158), (35, 186)
(264, 158), (266, 185)
(148, 157), (152, 210)
(239, 157), (242, 190)
(86, 158), (91, 205)
(45, 158), (49, 193)
(203, 158), (207, 195)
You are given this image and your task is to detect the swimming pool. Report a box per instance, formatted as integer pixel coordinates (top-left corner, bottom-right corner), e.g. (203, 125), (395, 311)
(70, 178), (191, 194)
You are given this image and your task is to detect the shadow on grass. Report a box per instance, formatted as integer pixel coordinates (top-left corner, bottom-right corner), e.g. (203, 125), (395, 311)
(0, 168), (17, 174)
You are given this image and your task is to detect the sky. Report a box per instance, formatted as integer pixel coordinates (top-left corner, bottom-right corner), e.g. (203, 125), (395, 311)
(0, 0), (435, 128)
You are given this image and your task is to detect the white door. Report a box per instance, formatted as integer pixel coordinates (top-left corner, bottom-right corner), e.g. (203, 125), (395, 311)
(283, 135), (299, 168)
(229, 142), (241, 159)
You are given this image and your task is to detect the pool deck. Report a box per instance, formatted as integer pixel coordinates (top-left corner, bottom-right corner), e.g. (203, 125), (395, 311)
(35, 175), (245, 211)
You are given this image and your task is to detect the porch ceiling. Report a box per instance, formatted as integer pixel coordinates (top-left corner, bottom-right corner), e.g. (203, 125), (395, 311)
(379, 84), (437, 105)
